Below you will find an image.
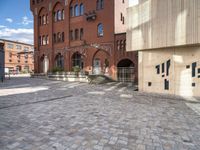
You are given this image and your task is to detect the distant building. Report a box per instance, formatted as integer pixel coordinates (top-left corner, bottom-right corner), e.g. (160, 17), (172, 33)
(127, 0), (200, 97)
(0, 39), (34, 74)
(0, 40), (4, 81)
(30, 0), (138, 82)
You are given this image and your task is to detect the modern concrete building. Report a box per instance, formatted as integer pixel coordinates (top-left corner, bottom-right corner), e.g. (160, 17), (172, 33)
(0, 39), (34, 74)
(0, 40), (5, 81)
(30, 0), (138, 82)
(127, 0), (200, 97)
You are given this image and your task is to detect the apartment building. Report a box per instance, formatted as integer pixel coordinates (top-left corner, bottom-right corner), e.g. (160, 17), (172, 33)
(0, 39), (34, 74)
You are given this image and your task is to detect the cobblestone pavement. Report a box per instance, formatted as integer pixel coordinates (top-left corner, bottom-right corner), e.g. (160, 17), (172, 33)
(0, 77), (200, 150)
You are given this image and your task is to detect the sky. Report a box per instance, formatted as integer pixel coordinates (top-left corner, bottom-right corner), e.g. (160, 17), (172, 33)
(0, 0), (138, 45)
(0, 0), (33, 44)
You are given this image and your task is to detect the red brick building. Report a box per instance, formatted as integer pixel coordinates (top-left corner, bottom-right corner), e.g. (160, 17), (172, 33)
(0, 39), (34, 74)
(30, 0), (137, 82)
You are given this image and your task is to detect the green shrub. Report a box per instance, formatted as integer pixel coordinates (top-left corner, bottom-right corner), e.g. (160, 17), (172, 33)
(52, 67), (64, 73)
(73, 66), (80, 72)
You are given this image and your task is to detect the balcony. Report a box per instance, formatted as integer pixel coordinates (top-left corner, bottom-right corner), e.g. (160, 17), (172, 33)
(85, 11), (97, 22)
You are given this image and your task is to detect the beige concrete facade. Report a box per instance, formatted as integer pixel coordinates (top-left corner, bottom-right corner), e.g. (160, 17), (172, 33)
(127, 0), (200, 51)
(114, 0), (128, 34)
(139, 47), (200, 97)
(127, 0), (200, 97)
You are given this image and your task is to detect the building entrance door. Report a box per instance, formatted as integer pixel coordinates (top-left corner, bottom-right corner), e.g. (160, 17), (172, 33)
(93, 58), (101, 74)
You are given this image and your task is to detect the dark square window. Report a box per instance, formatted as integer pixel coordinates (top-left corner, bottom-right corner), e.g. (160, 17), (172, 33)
(186, 65), (190, 69)
(148, 82), (152, 86)
(198, 68), (200, 73)
(192, 83), (195, 87)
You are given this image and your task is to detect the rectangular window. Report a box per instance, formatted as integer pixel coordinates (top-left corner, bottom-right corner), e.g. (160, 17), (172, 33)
(62, 32), (64, 42)
(80, 28), (84, 40)
(39, 36), (41, 46)
(156, 65), (160, 74)
(121, 13), (123, 21)
(46, 35), (49, 45)
(166, 59), (170, 76)
(24, 47), (29, 51)
(70, 30), (73, 40)
(162, 63), (165, 73)
(192, 62), (197, 77)
(7, 43), (14, 49)
(164, 79), (169, 90)
(53, 33), (56, 43)
(198, 68), (200, 74)
(16, 45), (22, 50)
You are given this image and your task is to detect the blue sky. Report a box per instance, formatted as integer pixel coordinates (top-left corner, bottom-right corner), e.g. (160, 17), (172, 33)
(0, 0), (33, 44)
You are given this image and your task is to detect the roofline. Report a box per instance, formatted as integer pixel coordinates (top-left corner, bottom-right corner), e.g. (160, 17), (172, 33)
(0, 39), (33, 46)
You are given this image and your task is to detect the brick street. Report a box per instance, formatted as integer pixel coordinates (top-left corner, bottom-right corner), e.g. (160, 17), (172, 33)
(0, 77), (200, 150)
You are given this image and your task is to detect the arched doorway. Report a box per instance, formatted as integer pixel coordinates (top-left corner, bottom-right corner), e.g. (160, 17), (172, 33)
(71, 52), (83, 70)
(117, 59), (135, 82)
(55, 53), (64, 69)
(40, 55), (49, 73)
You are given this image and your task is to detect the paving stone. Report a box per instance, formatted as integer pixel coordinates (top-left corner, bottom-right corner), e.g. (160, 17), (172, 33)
(0, 77), (200, 150)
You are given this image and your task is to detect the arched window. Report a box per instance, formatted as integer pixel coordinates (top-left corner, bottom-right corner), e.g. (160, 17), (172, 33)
(70, 6), (73, 17)
(55, 53), (64, 69)
(62, 32), (64, 42)
(70, 30), (73, 40)
(74, 4), (79, 16)
(39, 16), (42, 25)
(97, 0), (104, 10)
(57, 10), (62, 21)
(62, 9), (64, 20)
(72, 52), (82, 68)
(123, 40), (126, 50)
(53, 33), (56, 43)
(96, 0), (100, 10)
(100, 0), (104, 9)
(46, 14), (49, 24)
(42, 35), (46, 45)
(75, 29), (79, 40)
(46, 35), (49, 45)
(54, 12), (57, 22)
(97, 23), (103, 37)
(42, 15), (46, 24)
(117, 40), (120, 50)
(80, 3), (84, 15)
(57, 32), (61, 42)
(80, 28), (84, 40)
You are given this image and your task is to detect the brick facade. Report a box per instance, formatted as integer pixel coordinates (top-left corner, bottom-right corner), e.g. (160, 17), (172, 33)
(31, 0), (137, 81)
(1, 39), (34, 74)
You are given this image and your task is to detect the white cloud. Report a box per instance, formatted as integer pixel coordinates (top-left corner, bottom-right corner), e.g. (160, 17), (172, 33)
(0, 27), (33, 44)
(22, 16), (33, 26)
(6, 18), (13, 23)
(0, 25), (6, 28)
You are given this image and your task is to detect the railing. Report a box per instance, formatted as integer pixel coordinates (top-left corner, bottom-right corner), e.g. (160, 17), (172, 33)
(117, 67), (135, 83)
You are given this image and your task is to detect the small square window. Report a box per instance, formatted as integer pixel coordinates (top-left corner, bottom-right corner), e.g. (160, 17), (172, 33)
(192, 83), (195, 87)
(148, 82), (152, 86)
(186, 65), (190, 69)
